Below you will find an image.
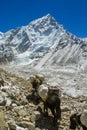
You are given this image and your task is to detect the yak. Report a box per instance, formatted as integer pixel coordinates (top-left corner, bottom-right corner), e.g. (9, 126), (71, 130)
(70, 111), (87, 130)
(38, 83), (61, 123)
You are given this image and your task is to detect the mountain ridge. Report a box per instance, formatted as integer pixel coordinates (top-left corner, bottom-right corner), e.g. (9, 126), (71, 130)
(1, 14), (87, 97)
(0, 14), (87, 71)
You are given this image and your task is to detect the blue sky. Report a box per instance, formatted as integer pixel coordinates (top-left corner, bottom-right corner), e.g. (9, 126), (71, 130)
(0, 0), (87, 38)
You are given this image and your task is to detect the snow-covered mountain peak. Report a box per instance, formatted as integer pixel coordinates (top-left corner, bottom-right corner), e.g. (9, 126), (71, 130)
(30, 13), (57, 25)
(0, 14), (87, 71)
(28, 13), (63, 35)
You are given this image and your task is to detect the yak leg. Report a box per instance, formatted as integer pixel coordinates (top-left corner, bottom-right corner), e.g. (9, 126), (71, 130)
(43, 102), (48, 116)
(50, 107), (58, 123)
(55, 97), (61, 121)
(56, 105), (61, 120)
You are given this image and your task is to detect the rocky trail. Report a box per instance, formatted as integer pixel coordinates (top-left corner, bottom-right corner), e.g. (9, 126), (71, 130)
(0, 68), (87, 130)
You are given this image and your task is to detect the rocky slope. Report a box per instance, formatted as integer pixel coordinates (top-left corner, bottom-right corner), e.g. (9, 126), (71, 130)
(0, 68), (87, 130)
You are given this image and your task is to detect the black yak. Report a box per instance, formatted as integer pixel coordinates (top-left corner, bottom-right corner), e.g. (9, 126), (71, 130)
(70, 111), (87, 130)
(30, 75), (45, 93)
(38, 84), (61, 123)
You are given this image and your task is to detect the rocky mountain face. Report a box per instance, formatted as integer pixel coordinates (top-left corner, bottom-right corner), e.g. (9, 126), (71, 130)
(0, 44), (14, 63)
(0, 14), (87, 70)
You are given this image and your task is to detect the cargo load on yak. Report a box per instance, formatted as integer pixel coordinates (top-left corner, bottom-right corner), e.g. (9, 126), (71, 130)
(38, 84), (61, 102)
(48, 85), (61, 97)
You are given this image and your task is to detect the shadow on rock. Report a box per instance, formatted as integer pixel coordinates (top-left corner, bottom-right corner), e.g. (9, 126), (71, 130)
(26, 91), (41, 105)
(35, 108), (60, 130)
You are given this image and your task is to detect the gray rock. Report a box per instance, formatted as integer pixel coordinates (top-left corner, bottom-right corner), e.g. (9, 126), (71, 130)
(19, 121), (35, 130)
(30, 111), (40, 123)
(61, 105), (71, 112)
(0, 95), (6, 106)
